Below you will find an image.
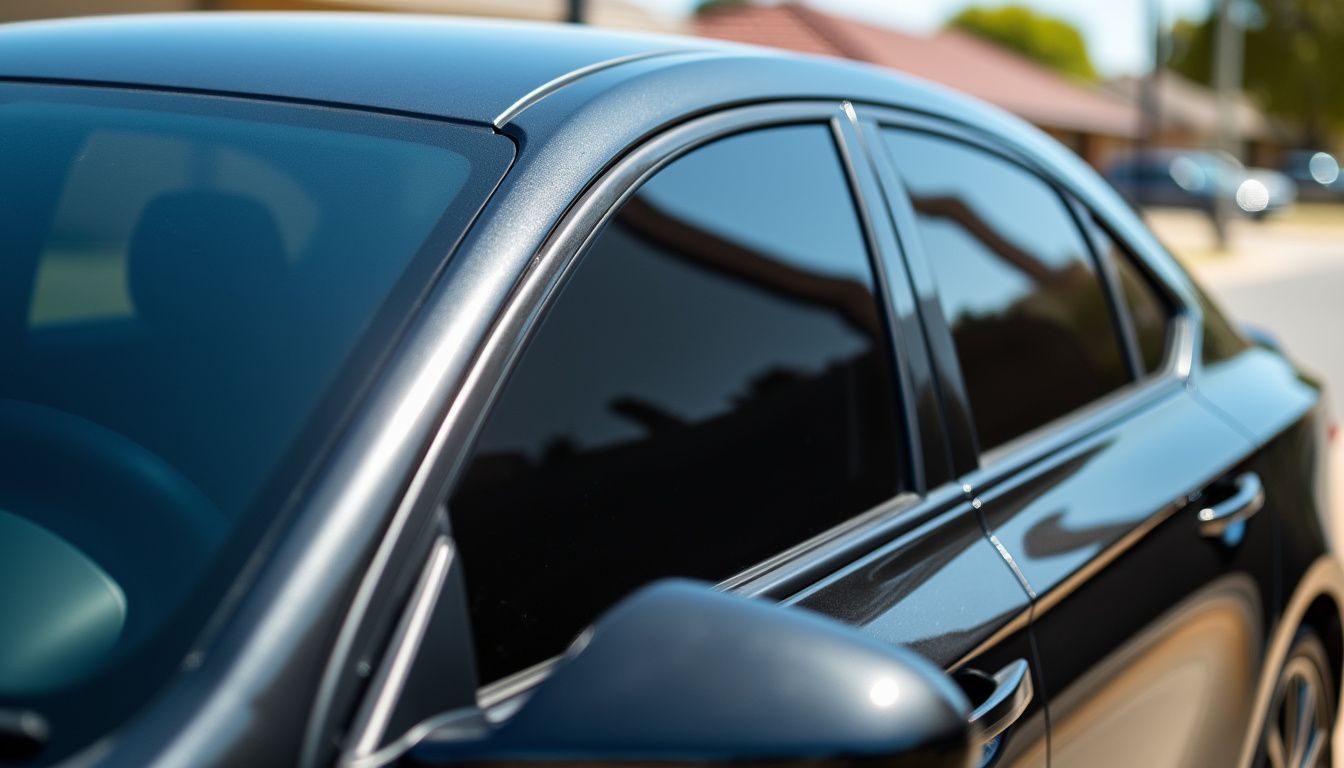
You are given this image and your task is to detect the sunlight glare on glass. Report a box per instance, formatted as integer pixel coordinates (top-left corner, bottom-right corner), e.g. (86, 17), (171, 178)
(1309, 152), (1340, 185)
(869, 677), (901, 707)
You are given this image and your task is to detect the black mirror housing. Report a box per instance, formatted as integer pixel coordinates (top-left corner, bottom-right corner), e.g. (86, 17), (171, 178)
(408, 580), (976, 768)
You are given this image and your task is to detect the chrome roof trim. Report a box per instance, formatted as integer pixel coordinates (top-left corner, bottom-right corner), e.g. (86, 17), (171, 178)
(492, 48), (696, 128)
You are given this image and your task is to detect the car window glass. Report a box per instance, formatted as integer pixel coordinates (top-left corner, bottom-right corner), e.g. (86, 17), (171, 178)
(28, 131), (324, 327)
(0, 84), (512, 733)
(882, 129), (1128, 451)
(1194, 283), (1250, 364)
(451, 125), (905, 684)
(1092, 223), (1171, 374)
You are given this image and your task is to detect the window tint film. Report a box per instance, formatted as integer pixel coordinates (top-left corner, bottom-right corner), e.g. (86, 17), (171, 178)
(882, 130), (1128, 451)
(1094, 224), (1171, 374)
(452, 125), (904, 684)
(1195, 283), (1250, 364)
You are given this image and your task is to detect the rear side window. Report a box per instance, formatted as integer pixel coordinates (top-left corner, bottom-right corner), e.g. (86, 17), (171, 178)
(1194, 283), (1250, 364)
(1092, 223), (1171, 374)
(451, 125), (905, 684)
(882, 129), (1128, 451)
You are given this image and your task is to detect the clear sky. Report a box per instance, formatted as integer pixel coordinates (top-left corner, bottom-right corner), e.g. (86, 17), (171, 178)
(630, 0), (1216, 77)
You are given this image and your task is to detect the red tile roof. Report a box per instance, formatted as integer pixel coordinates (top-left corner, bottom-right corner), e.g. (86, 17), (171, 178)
(695, 3), (1141, 139)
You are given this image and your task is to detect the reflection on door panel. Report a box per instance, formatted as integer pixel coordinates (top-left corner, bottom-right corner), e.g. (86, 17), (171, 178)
(974, 390), (1269, 768)
(1047, 577), (1258, 768)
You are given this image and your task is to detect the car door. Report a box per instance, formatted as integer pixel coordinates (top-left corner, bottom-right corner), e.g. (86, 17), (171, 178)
(436, 105), (1045, 767)
(867, 116), (1275, 768)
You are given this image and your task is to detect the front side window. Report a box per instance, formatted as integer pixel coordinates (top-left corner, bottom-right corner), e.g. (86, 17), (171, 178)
(882, 129), (1129, 452)
(0, 82), (512, 750)
(451, 125), (906, 684)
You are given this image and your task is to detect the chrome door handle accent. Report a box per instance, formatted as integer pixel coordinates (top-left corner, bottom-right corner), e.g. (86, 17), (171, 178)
(966, 658), (1033, 743)
(1197, 472), (1264, 537)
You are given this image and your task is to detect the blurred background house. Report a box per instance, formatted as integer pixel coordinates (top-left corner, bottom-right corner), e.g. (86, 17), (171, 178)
(1107, 71), (1291, 167)
(695, 3), (1140, 169)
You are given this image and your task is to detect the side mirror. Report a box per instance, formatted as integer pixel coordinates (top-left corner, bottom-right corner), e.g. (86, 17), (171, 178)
(406, 580), (977, 768)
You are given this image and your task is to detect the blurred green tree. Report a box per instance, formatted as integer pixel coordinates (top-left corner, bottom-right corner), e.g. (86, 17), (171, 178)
(1170, 1), (1344, 145)
(948, 5), (1098, 81)
(694, 0), (751, 14)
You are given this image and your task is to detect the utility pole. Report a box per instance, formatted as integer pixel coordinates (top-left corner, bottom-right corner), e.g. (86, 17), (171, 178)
(1212, 0), (1246, 249)
(1137, 0), (1165, 207)
(567, 0), (585, 24)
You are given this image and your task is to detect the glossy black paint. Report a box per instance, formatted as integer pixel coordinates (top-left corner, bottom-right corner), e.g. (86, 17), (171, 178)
(970, 386), (1274, 766)
(0, 14), (1336, 768)
(408, 581), (976, 767)
(788, 491), (1048, 768)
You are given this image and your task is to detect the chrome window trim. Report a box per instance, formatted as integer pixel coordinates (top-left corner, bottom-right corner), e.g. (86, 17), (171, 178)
(342, 535), (455, 765)
(491, 49), (692, 128)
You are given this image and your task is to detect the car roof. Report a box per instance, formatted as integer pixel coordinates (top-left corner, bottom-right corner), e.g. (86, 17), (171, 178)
(0, 12), (1062, 137)
(0, 12), (718, 125)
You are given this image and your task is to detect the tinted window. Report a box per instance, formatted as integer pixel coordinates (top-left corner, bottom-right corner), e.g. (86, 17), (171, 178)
(1195, 283), (1250, 364)
(1094, 224), (1171, 374)
(882, 130), (1128, 451)
(452, 125), (904, 684)
(0, 84), (511, 749)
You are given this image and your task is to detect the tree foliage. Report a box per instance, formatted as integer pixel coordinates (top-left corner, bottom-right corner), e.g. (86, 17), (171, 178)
(1170, 1), (1344, 145)
(948, 4), (1098, 81)
(694, 0), (751, 15)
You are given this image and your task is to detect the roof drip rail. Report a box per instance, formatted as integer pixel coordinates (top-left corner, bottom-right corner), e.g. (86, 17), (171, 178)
(492, 49), (694, 128)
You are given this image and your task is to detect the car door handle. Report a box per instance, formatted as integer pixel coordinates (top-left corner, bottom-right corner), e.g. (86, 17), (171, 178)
(1196, 472), (1265, 537)
(959, 658), (1033, 743)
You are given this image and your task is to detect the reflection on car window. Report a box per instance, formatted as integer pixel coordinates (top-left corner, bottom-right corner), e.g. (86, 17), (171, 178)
(452, 125), (905, 684)
(0, 85), (510, 712)
(882, 129), (1128, 451)
(28, 130), (323, 326)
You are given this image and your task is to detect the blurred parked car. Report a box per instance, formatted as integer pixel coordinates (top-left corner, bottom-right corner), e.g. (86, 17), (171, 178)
(0, 13), (1339, 768)
(1106, 149), (1296, 218)
(1283, 149), (1344, 202)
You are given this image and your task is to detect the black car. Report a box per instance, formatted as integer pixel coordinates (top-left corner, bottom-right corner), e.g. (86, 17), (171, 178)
(1105, 149), (1296, 217)
(0, 14), (1339, 768)
(1282, 150), (1344, 203)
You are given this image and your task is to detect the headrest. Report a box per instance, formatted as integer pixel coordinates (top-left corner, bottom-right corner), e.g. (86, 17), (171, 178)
(127, 191), (290, 336)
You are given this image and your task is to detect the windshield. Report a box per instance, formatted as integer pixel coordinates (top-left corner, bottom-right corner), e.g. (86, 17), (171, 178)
(0, 83), (511, 755)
